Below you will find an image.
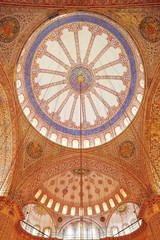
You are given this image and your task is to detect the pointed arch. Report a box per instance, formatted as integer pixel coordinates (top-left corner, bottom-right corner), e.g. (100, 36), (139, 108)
(0, 66), (17, 196)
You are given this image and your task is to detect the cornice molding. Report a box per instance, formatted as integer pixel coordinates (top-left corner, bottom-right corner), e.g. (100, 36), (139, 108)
(0, 0), (159, 8)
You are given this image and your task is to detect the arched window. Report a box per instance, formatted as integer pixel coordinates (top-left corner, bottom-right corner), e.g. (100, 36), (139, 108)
(50, 133), (57, 142)
(47, 199), (53, 208)
(79, 207), (84, 216)
(35, 189), (42, 199)
(115, 126), (122, 135)
(84, 139), (90, 148)
(71, 207), (76, 216)
(54, 202), (60, 212)
(22, 221), (33, 235)
(63, 225), (74, 240)
(112, 227), (118, 237)
(24, 107), (30, 116)
(87, 207), (92, 215)
(18, 93), (24, 103)
(40, 127), (47, 136)
(95, 205), (100, 214)
(109, 198), (115, 208)
(62, 138), (68, 146)
(32, 226), (40, 236)
(105, 133), (112, 142)
(44, 228), (51, 238)
(16, 79), (21, 88)
(131, 218), (139, 231)
(124, 117), (130, 127)
(62, 220), (102, 240)
(62, 205), (68, 214)
(120, 189), (127, 198)
(41, 194), (47, 204)
(122, 224), (130, 235)
(115, 194), (121, 203)
(32, 118), (38, 127)
(137, 93), (142, 103)
(73, 140), (79, 148)
(94, 138), (101, 146)
(132, 106), (138, 116)
(102, 202), (108, 211)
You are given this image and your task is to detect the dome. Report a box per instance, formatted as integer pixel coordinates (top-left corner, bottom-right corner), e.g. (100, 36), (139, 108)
(106, 203), (142, 237)
(21, 204), (56, 238)
(33, 169), (128, 217)
(16, 12), (145, 148)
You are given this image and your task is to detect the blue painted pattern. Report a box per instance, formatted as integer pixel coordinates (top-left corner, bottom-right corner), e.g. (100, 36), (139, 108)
(24, 13), (137, 137)
(69, 66), (92, 92)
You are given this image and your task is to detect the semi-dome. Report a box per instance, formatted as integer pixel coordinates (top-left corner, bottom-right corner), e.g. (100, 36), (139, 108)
(33, 169), (128, 217)
(21, 204), (56, 238)
(16, 12), (145, 148)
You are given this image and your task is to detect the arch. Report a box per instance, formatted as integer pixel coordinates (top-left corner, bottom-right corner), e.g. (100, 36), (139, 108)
(0, 66), (17, 197)
(15, 153), (148, 210)
(144, 63), (160, 193)
(20, 203), (56, 238)
(111, 226), (119, 237)
(43, 227), (52, 238)
(106, 202), (142, 237)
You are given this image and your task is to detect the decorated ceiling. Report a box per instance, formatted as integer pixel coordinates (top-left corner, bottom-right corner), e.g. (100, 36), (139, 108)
(16, 12), (145, 148)
(0, 1), (160, 239)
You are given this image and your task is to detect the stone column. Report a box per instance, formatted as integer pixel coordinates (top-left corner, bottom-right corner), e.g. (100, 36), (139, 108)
(138, 195), (160, 240)
(0, 197), (24, 240)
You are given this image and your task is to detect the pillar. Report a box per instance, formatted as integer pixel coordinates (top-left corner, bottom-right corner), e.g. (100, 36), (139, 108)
(138, 195), (160, 240)
(0, 197), (24, 240)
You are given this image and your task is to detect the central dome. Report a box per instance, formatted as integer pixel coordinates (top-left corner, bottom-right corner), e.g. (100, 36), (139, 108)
(16, 12), (145, 148)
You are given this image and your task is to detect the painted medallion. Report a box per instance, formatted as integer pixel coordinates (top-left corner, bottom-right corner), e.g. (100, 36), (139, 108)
(26, 141), (43, 158)
(139, 17), (160, 43)
(116, 204), (127, 212)
(119, 141), (135, 158)
(0, 17), (20, 43)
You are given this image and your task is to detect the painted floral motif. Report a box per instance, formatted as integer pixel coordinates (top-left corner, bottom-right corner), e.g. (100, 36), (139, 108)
(119, 141), (135, 158)
(116, 204), (127, 212)
(26, 141), (43, 158)
(73, 169), (89, 175)
(34, 204), (47, 215)
(58, 217), (63, 222)
(100, 216), (105, 222)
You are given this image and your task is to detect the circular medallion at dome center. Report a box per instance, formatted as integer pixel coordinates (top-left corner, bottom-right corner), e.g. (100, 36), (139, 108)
(69, 66), (92, 92)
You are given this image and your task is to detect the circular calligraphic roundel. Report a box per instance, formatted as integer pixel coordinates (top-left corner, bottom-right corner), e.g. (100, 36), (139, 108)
(16, 12), (145, 148)
(0, 17), (20, 43)
(69, 66), (93, 92)
(139, 17), (160, 43)
(26, 141), (43, 158)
